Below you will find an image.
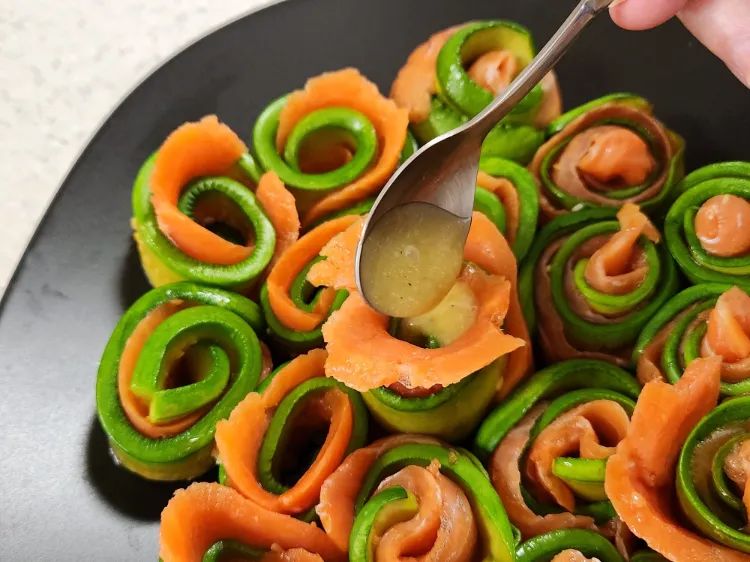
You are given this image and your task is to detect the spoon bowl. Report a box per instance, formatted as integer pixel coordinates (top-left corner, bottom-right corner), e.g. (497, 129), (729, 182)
(356, 0), (616, 316)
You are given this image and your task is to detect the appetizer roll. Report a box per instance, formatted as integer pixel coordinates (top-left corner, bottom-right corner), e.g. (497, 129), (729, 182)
(96, 282), (265, 480)
(664, 161), (750, 284)
(520, 204), (678, 366)
(516, 529), (625, 562)
(530, 94), (684, 219)
(475, 360), (639, 539)
(317, 436), (517, 562)
(132, 116), (291, 290)
(260, 216), (356, 352)
(476, 156), (540, 261)
(214, 349), (368, 518)
(390, 20), (561, 163)
(634, 284), (750, 395)
(307, 212), (531, 440)
(253, 69), (409, 227)
(159, 482), (344, 562)
(605, 357), (750, 560)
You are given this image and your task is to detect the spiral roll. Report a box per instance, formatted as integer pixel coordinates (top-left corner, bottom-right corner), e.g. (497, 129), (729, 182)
(664, 161), (750, 285)
(520, 204), (678, 366)
(96, 282), (264, 480)
(475, 360), (639, 541)
(530, 94), (684, 220)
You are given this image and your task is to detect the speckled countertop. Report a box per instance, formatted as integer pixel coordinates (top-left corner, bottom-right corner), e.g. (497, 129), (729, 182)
(0, 0), (277, 295)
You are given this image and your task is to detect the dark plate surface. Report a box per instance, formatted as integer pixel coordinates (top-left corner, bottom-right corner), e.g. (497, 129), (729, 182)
(1, 0), (748, 559)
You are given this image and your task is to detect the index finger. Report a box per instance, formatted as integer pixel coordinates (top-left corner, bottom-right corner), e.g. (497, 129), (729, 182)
(610, 0), (688, 30)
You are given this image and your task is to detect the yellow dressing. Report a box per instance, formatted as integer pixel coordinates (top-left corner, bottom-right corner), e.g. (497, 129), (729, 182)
(359, 202), (469, 317)
(401, 280), (477, 345)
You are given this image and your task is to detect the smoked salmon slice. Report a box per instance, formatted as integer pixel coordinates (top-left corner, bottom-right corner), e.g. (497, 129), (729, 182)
(704, 287), (750, 364)
(309, 212), (531, 394)
(584, 203), (659, 295)
(159, 482), (344, 562)
(266, 216), (358, 333)
(255, 172), (300, 268)
(150, 116), (252, 265)
(695, 195), (750, 258)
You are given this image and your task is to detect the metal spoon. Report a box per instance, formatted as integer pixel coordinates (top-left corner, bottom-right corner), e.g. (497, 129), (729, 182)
(355, 0), (615, 317)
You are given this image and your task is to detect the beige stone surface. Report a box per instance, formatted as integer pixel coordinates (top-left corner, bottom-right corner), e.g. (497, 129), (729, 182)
(0, 0), (279, 295)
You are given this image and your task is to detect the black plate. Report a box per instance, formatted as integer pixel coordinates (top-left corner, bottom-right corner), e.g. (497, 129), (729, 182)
(1, 0), (747, 558)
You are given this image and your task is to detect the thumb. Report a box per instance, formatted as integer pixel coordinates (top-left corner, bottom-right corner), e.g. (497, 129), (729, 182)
(609, 0), (688, 30)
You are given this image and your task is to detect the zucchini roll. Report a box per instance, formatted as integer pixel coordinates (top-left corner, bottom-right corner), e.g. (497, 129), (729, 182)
(96, 282), (265, 480)
(664, 161), (750, 284)
(520, 204), (678, 366)
(317, 436), (517, 562)
(253, 68), (409, 227)
(605, 357), (750, 560)
(390, 21), (561, 164)
(307, 212), (531, 440)
(476, 156), (539, 261)
(260, 216), (355, 352)
(159, 482), (344, 562)
(634, 284), (750, 394)
(530, 94), (684, 219)
(475, 360), (639, 539)
(214, 349), (368, 518)
(132, 116), (290, 290)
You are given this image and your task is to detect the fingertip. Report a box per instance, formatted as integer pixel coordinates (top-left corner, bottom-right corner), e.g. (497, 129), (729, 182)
(610, 0), (687, 31)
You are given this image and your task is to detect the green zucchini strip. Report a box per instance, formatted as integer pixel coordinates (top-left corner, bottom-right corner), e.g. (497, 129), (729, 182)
(515, 529), (624, 562)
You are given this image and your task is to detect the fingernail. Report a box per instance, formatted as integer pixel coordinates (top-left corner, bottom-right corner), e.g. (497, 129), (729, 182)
(610, 0), (628, 7)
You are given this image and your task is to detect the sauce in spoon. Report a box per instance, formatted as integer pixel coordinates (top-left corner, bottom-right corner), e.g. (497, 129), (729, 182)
(358, 202), (469, 317)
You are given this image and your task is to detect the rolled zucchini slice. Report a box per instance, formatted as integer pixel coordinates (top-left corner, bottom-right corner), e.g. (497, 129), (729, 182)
(260, 216), (354, 352)
(96, 282), (264, 480)
(519, 205), (678, 367)
(214, 349), (368, 518)
(475, 360), (639, 538)
(530, 93), (684, 219)
(334, 439), (517, 562)
(664, 161), (750, 285)
(634, 283), (750, 395)
(391, 21), (561, 163)
(132, 118), (276, 290)
(251, 69), (409, 226)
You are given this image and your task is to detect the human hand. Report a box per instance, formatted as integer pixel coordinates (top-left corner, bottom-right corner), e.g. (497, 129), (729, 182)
(610, 0), (750, 87)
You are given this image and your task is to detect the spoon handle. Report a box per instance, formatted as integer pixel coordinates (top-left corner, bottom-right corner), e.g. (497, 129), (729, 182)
(464, 0), (616, 139)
